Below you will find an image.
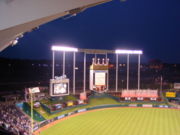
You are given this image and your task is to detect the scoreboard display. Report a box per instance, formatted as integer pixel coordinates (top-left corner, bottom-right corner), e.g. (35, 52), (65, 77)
(166, 92), (176, 98)
(95, 72), (106, 86)
(53, 83), (67, 95)
(50, 78), (69, 96)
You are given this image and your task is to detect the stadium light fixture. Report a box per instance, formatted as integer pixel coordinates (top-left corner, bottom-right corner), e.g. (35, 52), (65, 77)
(115, 49), (143, 54)
(52, 46), (78, 52)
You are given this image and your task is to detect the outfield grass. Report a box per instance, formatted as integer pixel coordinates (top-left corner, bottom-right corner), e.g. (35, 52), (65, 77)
(41, 108), (180, 135)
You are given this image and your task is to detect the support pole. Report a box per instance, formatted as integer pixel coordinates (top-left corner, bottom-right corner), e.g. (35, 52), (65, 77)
(30, 92), (33, 134)
(62, 51), (65, 75)
(138, 54), (141, 90)
(116, 54), (118, 92)
(73, 52), (76, 95)
(106, 53), (109, 90)
(83, 53), (86, 92)
(95, 53), (97, 62)
(127, 54), (129, 90)
(52, 51), (55, 79)
(160, 76), (163, 96)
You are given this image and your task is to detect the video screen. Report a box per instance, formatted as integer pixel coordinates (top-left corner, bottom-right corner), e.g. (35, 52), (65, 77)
(95, 72), (106, 85)
(53, 83), (68, 95)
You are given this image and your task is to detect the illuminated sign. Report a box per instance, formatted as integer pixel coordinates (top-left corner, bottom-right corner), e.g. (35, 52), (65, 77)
(95, 72), (106, 85)
(50, 78), (69, 96)
(166, 92), (176, 98)
(67, 101), (73, 106)
(29, 87), (40, 94)
(89, 58), (109, 92)
(174, 83), (180, 89)
(53, 83), (67, 95)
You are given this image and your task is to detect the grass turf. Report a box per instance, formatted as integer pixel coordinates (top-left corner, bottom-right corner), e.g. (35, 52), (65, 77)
(40, 108), (180, 135)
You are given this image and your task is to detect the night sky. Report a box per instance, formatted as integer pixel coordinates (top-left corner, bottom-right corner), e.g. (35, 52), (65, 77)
(0, 0), (180, 63)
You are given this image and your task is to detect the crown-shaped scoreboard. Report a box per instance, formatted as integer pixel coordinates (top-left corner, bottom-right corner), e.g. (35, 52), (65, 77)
(89, 58), (109, 93)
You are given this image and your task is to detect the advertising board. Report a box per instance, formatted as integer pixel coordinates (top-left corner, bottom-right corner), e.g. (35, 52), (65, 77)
(166, 92), (176, 98)
(174, 83), (180, 89)
(29, 87), (40, 94)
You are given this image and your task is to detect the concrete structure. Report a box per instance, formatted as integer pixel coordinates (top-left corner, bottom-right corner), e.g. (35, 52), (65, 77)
(0, 0), (112, 51)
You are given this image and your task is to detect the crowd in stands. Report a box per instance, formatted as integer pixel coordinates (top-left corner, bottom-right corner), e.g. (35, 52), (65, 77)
(0, 102), (31, 135)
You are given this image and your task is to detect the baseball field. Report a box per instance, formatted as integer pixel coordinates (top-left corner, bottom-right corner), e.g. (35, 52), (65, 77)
(37, 108), (180, 135)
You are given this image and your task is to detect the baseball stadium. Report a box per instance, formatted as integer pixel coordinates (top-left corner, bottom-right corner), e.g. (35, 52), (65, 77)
(14, 46), (180, 135)
(0, 1), (180, 135)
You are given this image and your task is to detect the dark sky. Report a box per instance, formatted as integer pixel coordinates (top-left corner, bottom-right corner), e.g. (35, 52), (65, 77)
(0, 0), (180, 63)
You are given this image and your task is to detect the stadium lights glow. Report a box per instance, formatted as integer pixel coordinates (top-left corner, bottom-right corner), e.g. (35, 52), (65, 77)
(115, 49), (143, 54)
(52, 46), (78, 52)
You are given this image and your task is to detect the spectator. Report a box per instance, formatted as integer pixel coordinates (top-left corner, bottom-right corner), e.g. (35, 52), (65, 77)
(0, 102), (32, 135)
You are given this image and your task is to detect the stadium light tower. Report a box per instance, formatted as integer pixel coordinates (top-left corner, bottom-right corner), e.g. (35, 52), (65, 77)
(51, 46), (78, 94)
(115, 49), (143, 91)
(83, 52), (86, 93)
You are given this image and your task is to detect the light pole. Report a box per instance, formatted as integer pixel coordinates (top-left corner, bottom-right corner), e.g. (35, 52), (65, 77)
(115, 49), (143, 91)
(52, 51), (55, 79)
(28, 87), (40, 135)
(62, 51), (65, 75)
(122, 80), (124, 90)
(51, 46), (78, 95)
(138, 54), (141, 90)
(30, 92), (33, 135)
(116, 54), (118, 92)
(127, 54), (129, 90)
(73, 52), (76, 95)
(106, 53), (109, 90)
(160, 76), (163, 96)
(83, 52), (86, 93)
(52, 46), (78, 76)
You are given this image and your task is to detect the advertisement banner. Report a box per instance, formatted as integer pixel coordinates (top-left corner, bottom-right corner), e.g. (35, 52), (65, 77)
(166, 92), (176, 98)
(68, 111), (76, 116)
(78, 108), (87, 113)
(29, 87), (40, 93)
(57, 114), (65, 120)
(159, 105), (169, 108)
(129, 104), (137, 107)
(174, 83), (180, 89)
(142, 104), (153, 107)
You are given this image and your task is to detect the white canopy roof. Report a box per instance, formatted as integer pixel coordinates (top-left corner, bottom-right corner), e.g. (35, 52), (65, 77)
(0, 0), (112, 51)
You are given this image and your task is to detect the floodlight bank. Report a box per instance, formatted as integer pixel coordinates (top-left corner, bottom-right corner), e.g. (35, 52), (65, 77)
(115, 50), (143, 54)
(52, 46), (78, 52)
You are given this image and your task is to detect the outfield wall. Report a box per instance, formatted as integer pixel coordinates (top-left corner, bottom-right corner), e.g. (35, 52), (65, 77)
(33, 104), (179, 132)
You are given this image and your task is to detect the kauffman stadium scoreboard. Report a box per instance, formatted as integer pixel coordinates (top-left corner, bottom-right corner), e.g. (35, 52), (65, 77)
(50, 77), (69, 97)
(89, 58), (109, 93)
